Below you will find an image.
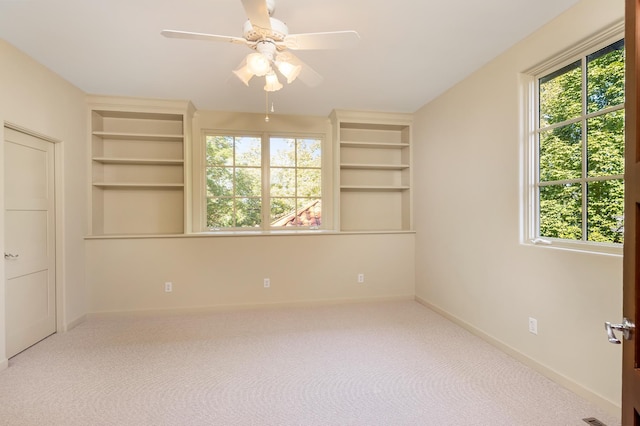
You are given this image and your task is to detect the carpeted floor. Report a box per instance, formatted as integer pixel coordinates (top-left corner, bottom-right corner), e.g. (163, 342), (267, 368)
(0, 300), (620, 425)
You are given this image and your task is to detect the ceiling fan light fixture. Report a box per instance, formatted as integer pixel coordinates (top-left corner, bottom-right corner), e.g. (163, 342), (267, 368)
(246, 52), (271, 77)
(233, 64), (254, 86)
(162, 0), (361, 97)
(264, 71), (283, 92)
(275, 60), (301, 84)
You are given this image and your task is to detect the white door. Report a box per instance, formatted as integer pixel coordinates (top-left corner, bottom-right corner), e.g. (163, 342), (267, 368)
(4, 126), (56, 358)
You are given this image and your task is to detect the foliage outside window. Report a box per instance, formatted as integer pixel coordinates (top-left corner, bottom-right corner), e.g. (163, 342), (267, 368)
(205, 134), (322, 230)
(535, 39), (624, 245)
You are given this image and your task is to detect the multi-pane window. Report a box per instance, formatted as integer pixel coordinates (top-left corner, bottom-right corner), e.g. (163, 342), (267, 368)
(269, 137), (322, 227)
(535, 39), (624, 244)
(206, 135), (262, 228)
(205, 134), (322, 230)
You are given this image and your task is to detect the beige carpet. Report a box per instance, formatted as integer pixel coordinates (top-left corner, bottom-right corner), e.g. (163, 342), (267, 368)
(0, 300), (620, 426)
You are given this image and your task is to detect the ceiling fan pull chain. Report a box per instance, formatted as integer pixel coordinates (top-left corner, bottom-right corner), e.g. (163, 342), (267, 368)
(265, 91), (270, 122)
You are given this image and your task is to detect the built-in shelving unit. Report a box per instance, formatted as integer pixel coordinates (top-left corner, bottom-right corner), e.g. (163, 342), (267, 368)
(88, 97), (193, 236)
(330, 110), (413, 232)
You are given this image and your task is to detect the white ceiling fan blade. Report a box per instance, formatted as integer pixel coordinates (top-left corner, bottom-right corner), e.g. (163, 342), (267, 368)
(161, 30), (248, 46)
(298, 64), (323, 87)
(284, 31), (360, 50)
(277, 52), (323, 87)
(240, 0), (272, 31)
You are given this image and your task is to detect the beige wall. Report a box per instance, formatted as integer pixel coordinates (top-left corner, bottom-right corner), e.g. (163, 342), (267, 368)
(86, 233), (415, 313)
(0, 40), (88, 366)
(413, 0), (624, 413)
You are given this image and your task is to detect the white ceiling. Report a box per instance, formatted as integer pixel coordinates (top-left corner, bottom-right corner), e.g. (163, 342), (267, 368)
(0, 0), (579, 117)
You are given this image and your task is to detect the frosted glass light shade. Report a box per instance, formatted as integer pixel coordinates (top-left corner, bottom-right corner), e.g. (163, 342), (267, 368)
(246, 52), (271, 77)
(276, 60), (301, 84)
(264, 71), (283, 92)
(233, 65), (253, 86)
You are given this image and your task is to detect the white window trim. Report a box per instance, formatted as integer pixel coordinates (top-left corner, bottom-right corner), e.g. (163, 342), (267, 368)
(520, 21), (624, 256)
(193, 129), (327, 233)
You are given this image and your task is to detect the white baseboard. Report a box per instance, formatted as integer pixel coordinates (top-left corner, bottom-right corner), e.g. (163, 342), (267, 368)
(65, 314), (87, 331)
(0, 358), (8, 372)
(414, 296), (621, 419)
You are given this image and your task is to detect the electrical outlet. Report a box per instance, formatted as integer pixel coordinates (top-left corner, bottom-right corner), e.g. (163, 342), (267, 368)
(164, 282), (172, 293)
(357, 273), (365, 283)
(528, 317), (538, 335)
(264, 278), (270, 288)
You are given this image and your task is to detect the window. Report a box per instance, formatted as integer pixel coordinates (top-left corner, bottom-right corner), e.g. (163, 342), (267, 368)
(269, 137), (322, 227)
(205, 133), (322, 230)
(530, 37), (624, 247)
(206, 135), (262, 229)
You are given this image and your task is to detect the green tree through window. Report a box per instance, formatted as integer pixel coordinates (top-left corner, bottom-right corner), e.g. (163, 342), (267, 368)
(206, 135), (262, 228)
(537, 39), (624, 244)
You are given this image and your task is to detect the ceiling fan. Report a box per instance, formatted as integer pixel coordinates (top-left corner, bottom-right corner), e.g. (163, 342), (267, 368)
(161, 0), (360, 92)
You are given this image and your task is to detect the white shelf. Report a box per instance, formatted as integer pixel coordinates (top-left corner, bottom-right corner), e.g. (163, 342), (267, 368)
(340, 185), (410, 191)
(340, 163), (409, 170)
(340, 141), (410, 149)
(92, 157), (184, 165)
(93, 182), (184, 189)
(92, 131), (183, 142)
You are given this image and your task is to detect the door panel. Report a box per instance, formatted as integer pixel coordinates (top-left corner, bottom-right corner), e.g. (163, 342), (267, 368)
(6, 270), (53, 352)
(4, 137), (50, 205)
(5, 210), (50, 279)
(4, 127), (56, 358)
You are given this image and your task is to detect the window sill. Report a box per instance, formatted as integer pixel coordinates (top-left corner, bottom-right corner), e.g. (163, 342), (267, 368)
(525, 238), (622, 257)
(85, 229), (416, 240)
(200, 229), (336, 236)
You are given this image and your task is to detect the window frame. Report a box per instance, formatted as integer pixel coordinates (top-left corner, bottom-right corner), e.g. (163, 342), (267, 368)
(198, 130), (326, 233)
(521, 22), (624, 255)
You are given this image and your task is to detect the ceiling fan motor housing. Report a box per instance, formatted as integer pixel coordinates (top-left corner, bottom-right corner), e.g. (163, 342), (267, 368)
(243, 18), (288, 44)
(255, 40), (277, 61)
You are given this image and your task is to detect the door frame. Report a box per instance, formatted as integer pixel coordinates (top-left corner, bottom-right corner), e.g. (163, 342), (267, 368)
(3, 122), (65, 335)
